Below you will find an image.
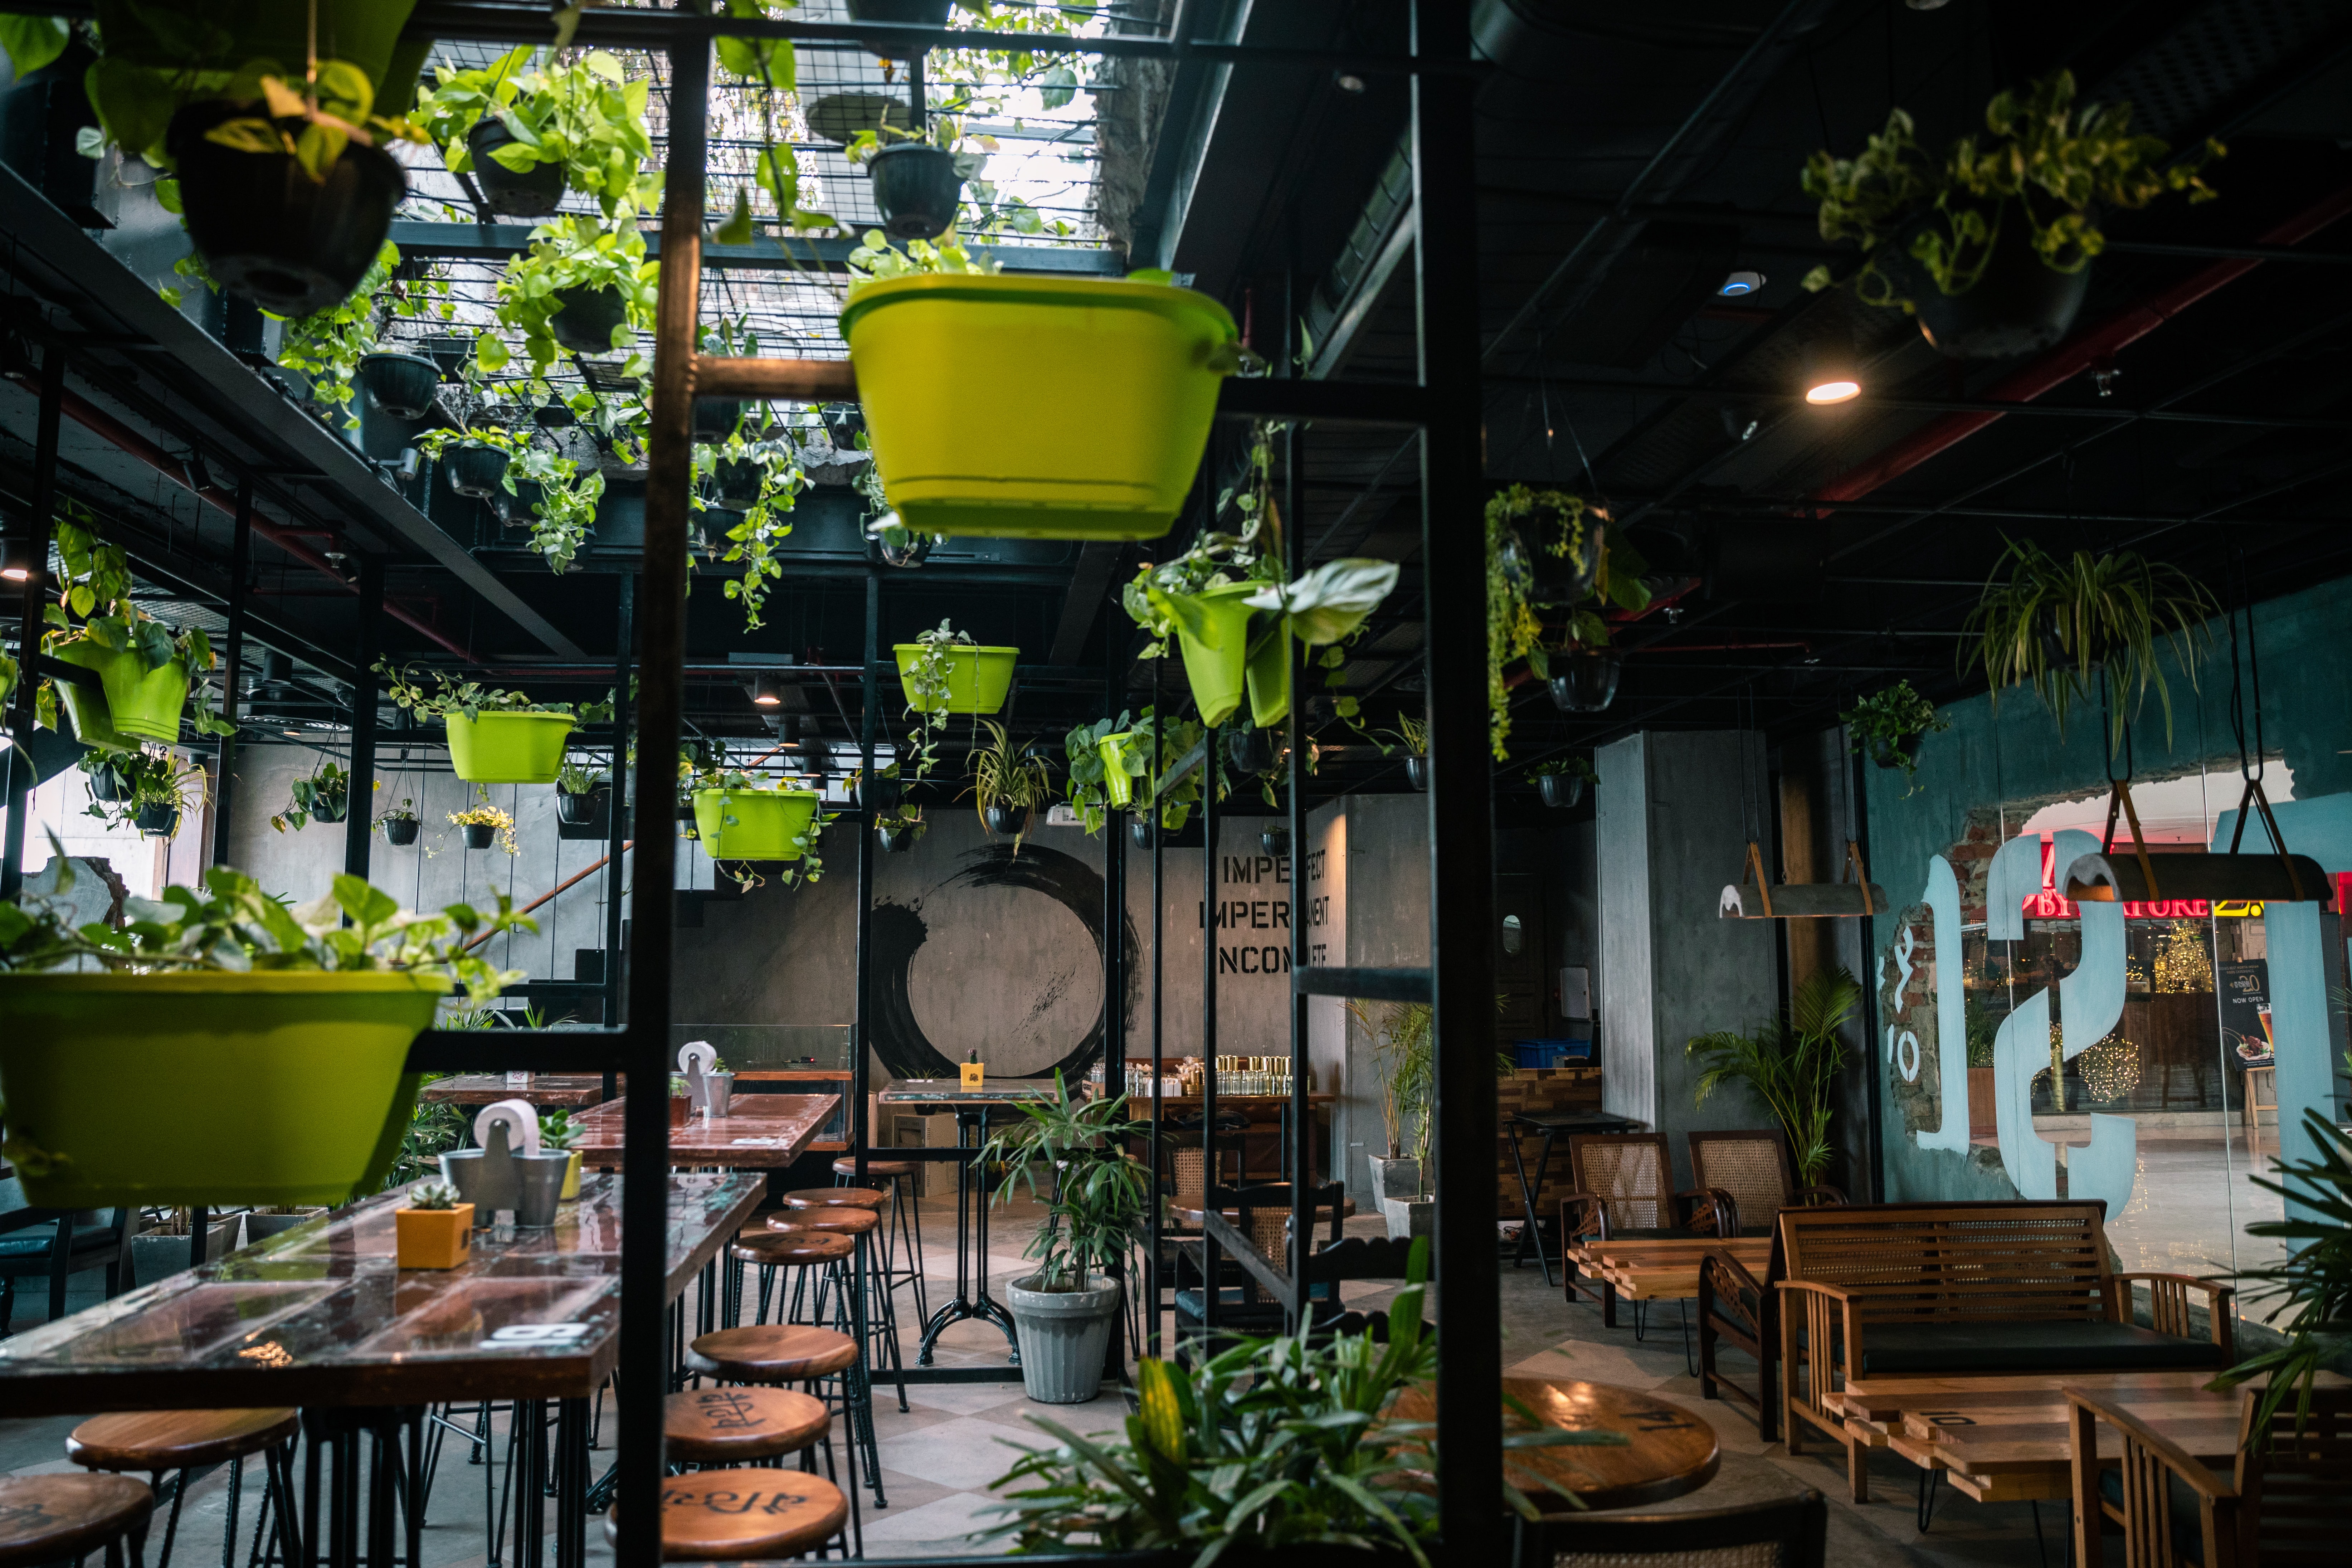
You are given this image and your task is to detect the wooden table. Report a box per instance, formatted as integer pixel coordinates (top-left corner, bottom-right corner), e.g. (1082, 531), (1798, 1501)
(1505, 1110), (1648, 1284)
(1389, 1377), (1719, 1511)
(1567, 1237), (1772, 1302)
(1168, 1198), (1358, 1228)
(0, 1173), (765, 1414)
(570, 1094), (838, 1168)
(421, 1074), (607, 1109)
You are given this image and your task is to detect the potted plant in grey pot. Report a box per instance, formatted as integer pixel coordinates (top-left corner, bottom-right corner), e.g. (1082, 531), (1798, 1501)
(1350, 999), (1435, 1236)
(976, 1073), (1149, 1404)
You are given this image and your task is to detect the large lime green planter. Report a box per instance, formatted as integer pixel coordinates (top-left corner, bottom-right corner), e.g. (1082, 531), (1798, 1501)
(694, 787), (820, 860)
(840, 274), (1238, 540)
(0, 972), (443, 1207)
(1097, 732), (1141, 808)
(893, 643), (1018, 715)
(1167, 583), (1258, 728)
(49, 640), (187, 748)
(1245, 620), (1291, 730)
(445, 711), (575, 784)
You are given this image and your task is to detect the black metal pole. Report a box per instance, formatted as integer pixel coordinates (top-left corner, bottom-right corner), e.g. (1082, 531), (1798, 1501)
(1416, 0), (1501, 1548)
(856, 558), (878, 1184)
(344, 556), (381, 882)
(1285, 416), (1310, 1328)
(1201, 716), (1219, 1333)
(617, 31), (707, 1564)
(1103, 621), (1126, 1373)
(209, 480), (253, 870)
(1147, 656), (1163, 1356)
(604, 576), (633, 1056)
(1, 346), (63, 901)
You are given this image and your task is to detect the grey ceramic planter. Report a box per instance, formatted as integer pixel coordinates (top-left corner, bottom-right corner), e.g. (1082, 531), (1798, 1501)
(1368, 1155), (1421, 1200)
(1007, 1274), (1121, 1404)
(1379, 1194), (1434, 1241)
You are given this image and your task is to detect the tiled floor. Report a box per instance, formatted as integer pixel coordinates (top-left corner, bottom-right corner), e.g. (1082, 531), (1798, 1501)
(0, 1186), (2085, 1565)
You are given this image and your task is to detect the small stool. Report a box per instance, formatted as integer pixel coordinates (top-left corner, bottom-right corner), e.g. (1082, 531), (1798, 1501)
(0, 1473), (154, 1568)
(687, 1327), (865, 1553)
(780, 1187), (886, 1212)
(605, 1470), (848, 1561)
(67, 1408), (298, 1568)
(768, 1211), (904, 1416)
(663, 1387), (830, 1467)
(834, 1156), (927, 1331)
(729, 1231), (854, 1329)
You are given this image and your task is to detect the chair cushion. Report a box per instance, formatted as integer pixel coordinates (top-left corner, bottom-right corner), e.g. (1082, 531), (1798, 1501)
(1859, 1319), (2226, 1376)
(0, 1224), (118, 1259)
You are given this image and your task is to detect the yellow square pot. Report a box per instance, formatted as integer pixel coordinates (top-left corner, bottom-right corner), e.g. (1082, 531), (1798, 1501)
(396, 1204), (475, 1269)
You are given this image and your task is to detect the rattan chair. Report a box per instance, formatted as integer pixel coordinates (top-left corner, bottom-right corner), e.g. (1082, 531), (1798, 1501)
(1558, 1133), (1718, 1328)
(1686, 1129), (1845, 1237)
(2068, 1384), (2352, 1568)
(1512, 1490), (1826, 1568)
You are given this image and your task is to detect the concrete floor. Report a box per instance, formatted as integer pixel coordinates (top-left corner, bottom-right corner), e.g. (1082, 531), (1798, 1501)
(1, 1186), (2097, 1566)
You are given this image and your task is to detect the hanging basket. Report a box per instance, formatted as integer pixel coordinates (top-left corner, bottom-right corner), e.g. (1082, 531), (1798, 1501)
(878, 823), (918, 853)
(550, 286), (630, 354)
(466, 116), (566, 217)
(1097, 733), (1141, 808)
(556, 787), (611, 841)
(445, 442), (511, 500)
(1261, 824), (1291, 858)
(1244, 619), (1291, 730)
(498, 478), (544, 529)
(1548, 651), (1621, 714)
(876, 531), (934, 568)
(693, 787), (820, 860)
(983, 802), (1029, 837)
(1867, 731), (1923, 770)
(1165, 583), (1257, 729)
(0, 971), (441, 1207)
(1890, 199), (2093, 361)
(357, 353), (441, 419)
(840, 274), (1238, 540)
(867, 143), (964, 242)
(693, 398), (745, 441)
(83, 758), (128, 803)
(853, 771), (901, 812)
(1538, 773), (1585, 809)
(1404, 755), (1429, 792)
(710, 457), (765, 508)
(1523, 517), (1605, 607)
(380, 817), (421, 846)
(133, 802), (180, 838)
(50, 640), (188, 745)
(892, 643), (1018, 715)
(1225, 726), (1274, 775)
(844, 0), (950, 55)
(446, 711), (576, 784)
(459, 822), (496, 850)
(166, 102), (406, 317)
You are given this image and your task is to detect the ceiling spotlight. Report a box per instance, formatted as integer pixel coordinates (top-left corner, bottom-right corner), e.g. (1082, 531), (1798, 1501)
(1802, 332), (1861, 405)
(1718, 270), (1766, 297)
(745, 673), (784, 708)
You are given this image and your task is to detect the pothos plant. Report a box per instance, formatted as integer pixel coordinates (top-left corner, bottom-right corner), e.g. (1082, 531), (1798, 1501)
(271, 758), (353, 833)
(417, 45), (660, 221)
(710, 0), (841, 241)
(264, 243), (452, 425)
(448, 792), (519, 856)
(697, 421), (807, 630)
(899, 619), (975, 784)
(1840, 679), (1953, 792)
(374, 663), (599, 724)
(81, 748), (196, 832)
(417, 428), (605, 574)
(1484, 484), (1648, 759)
(1066, 707), (1212, 834)
(1801, 72), (2222, 313)
(36, 515), (235, 741)
(479, 214), (659, 376)
(844, 228), (1001, 293)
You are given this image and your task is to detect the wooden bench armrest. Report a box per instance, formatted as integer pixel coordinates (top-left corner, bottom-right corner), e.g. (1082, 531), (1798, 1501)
(1699, 1247), (1766, 1338)
(1677, 1185), (1734, 1236)
(1795, 1183), (1846, 1206)
(2109, 1272), (2237, 1356)
(1773, 1277), (1854, 1302)
(2066, 1388), (2237, 1501)
(1558, 1193), (1603, 1242)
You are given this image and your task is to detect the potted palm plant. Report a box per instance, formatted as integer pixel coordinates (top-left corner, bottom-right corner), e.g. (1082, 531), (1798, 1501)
(1349, 999), (1433, 1231)
(1685, 968), (1859, 1185)
(974, 1073), (1149, 1404)
(969, 721), (1053, 848)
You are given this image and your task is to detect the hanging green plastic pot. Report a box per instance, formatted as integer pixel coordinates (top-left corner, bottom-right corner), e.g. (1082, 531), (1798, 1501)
(1097, 732), (1141, 808)
(0, 971), (443, 1207)
(49, 640), (188, 746)
(1162, 582), (1257, 728)
(445, 711), (576, 784)
(839, 274), (1239, 540)
(892, 643), (1019, 715)
(46, 641), (134, 751)
(693, 787), (820, 860)
(1245, 619), (1291, 730)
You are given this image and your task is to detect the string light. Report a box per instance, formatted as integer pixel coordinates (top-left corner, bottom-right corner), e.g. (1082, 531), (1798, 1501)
(2076, 1036), (2141, 1102)
(2152, 921), (2214, 993)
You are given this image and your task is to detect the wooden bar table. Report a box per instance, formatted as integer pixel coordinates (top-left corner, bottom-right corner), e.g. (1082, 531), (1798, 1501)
(1389, 1376), (1719, 1511)
(569, 1094), (839, 1169)
(419, 1074), (607, 1109)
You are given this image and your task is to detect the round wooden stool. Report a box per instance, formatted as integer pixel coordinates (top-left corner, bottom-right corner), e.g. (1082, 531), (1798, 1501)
(0, 1473), (153, 1568)
(67, 1408), (298, 1568)
(688, 1325), (858, 1384)
(605, 1470), (847, 1561)
(729, 1229), (853, 1329)
(834, 1157), (927, 1338)
(779, 1186), (886, 1211)
(663, 1387), (829, 1467)
(766, 1208), (877, 1237)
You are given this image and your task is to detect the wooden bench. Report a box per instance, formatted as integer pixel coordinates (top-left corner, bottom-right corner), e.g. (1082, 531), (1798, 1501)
(1772, 1201), (2234, 1503)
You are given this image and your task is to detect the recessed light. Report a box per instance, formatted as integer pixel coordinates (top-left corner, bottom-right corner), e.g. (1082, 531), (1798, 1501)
(1802, 332), (1862, 405)
(1718, 270), (1765, 296)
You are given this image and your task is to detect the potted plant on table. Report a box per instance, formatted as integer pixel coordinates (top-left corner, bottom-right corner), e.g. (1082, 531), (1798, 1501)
(1840, 680), (1953, 794)
(1685, 968), (1861, 1187)
(272, 759), (352, 832)
(0, 842), (527, 1207)
(1801, 72), (2222, 358)
(448, 794), (517, 854)
(974, 1073), (1150, 1405)
(538, 1111), (584, 1200)
(968, 721), (1052, 850)
(395, 1178), (474, 1269)
(1531, 755), (1596, 810)
(375, 797), (422, 847)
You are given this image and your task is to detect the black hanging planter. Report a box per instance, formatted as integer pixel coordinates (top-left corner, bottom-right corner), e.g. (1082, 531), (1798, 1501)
(693, 398), (744, 441)
(1893, 199), (2093, 361)
(461, 822), (496, 851)
(498, 479), (544, 529)
(550, 286), (629, 354)
(558, 788), (602, 825)
(846, 0), (951, 55)
(134, 803), (180, 838)
(1524, 518), (1606, 607)
(876, 531), (933, 569)
(1537, 774), (1586, 810)
(878, 824), (917, 854)
(1404, 755), (1429, 792)
(356, 353), (440, 419)
(557, 787), (612, 840)
(1131, 815), (1204, 850)
(445, 442), (510, 500)
(380, 816), (421, 846)
(1868, 731), (1925, 770)
(84, 760), (128, 803)
(465, 116), (566, 217)
(867, 142), (964, 242)
(1548, 651), (1622, 714)
(1226, 727), (1275, 774)
(983, 803), (1028, 836)
(711, 458), (765, 509)
(419, 333), (474, 379)
(855, 772), (901, 812)
(166, 101), (406, 317)
(310, 792), (350, 825)
(1261, 824), (1291, 858)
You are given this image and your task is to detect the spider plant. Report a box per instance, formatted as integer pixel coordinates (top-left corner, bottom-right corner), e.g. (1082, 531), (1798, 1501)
(1961, 540), (2216, 748)
(1685, 967), (1859, 1183)
(967, 719), (1053, 851)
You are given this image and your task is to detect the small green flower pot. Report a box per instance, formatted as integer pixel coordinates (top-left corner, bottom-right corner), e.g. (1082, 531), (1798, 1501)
(693, 787), (820, 860)
(47, 641), (134, 751)
(49, 640), (188, 746)
(1166, 582), (1258, 729)
(892, 643), (1018, 715)
(1097, 732), (1140, 808)
(1245, 618), (1290, 730)
(445, 711), (576, 784)
(0, 971), (443, 1207)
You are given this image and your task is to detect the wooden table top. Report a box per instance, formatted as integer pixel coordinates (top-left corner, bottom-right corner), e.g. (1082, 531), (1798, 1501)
(0, 1173), (764, 1415)
(420, 1074), (608, 1108)
(1389, 1377), (1718, 1512)
(1567, 1236), (1771, 1301)
(1168, 1198), (1358, 1227)
(875, 1078), (1057, 1107)
(571, 1095), (837, 1168)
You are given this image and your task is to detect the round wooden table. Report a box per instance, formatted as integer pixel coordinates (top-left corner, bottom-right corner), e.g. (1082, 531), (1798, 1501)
(1389, 1376), (1719, 1512)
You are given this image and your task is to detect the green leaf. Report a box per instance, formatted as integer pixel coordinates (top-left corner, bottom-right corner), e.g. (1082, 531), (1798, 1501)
(714, 186), (755, 246)
(0, 17), (70, 78)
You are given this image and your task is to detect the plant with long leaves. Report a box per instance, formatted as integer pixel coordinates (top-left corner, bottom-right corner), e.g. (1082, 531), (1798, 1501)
(968, 720), (1054, 852)
(2211, 1109), (2352, 1435)
(1686, 967), (1860, 1183)
(972, 1072), (1150, 1292)
(1961, 539), (2216, 748)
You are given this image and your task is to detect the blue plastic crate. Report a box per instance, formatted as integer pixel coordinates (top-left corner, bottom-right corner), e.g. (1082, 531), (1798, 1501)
(1510, 1037), (1593, 1069)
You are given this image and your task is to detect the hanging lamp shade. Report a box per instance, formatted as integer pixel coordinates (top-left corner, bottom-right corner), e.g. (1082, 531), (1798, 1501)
(1719, 841), (1887, 920)
(2062, 780), (2329, 906)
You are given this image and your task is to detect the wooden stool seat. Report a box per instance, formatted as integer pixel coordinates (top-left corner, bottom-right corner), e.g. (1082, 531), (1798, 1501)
(662, 1388), (830, 1465)
(730, 1231), (854, 1268)
(67, 1409), (299, 1473)
(780, 1186), (886, 1211)
(0, 1473), (154, 1567)
(831, 1158), (914, 1179)
(687, 1325), (859, 1383)
(607, 1470), (847, 1561)
(766, 1208), (878, 1237)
